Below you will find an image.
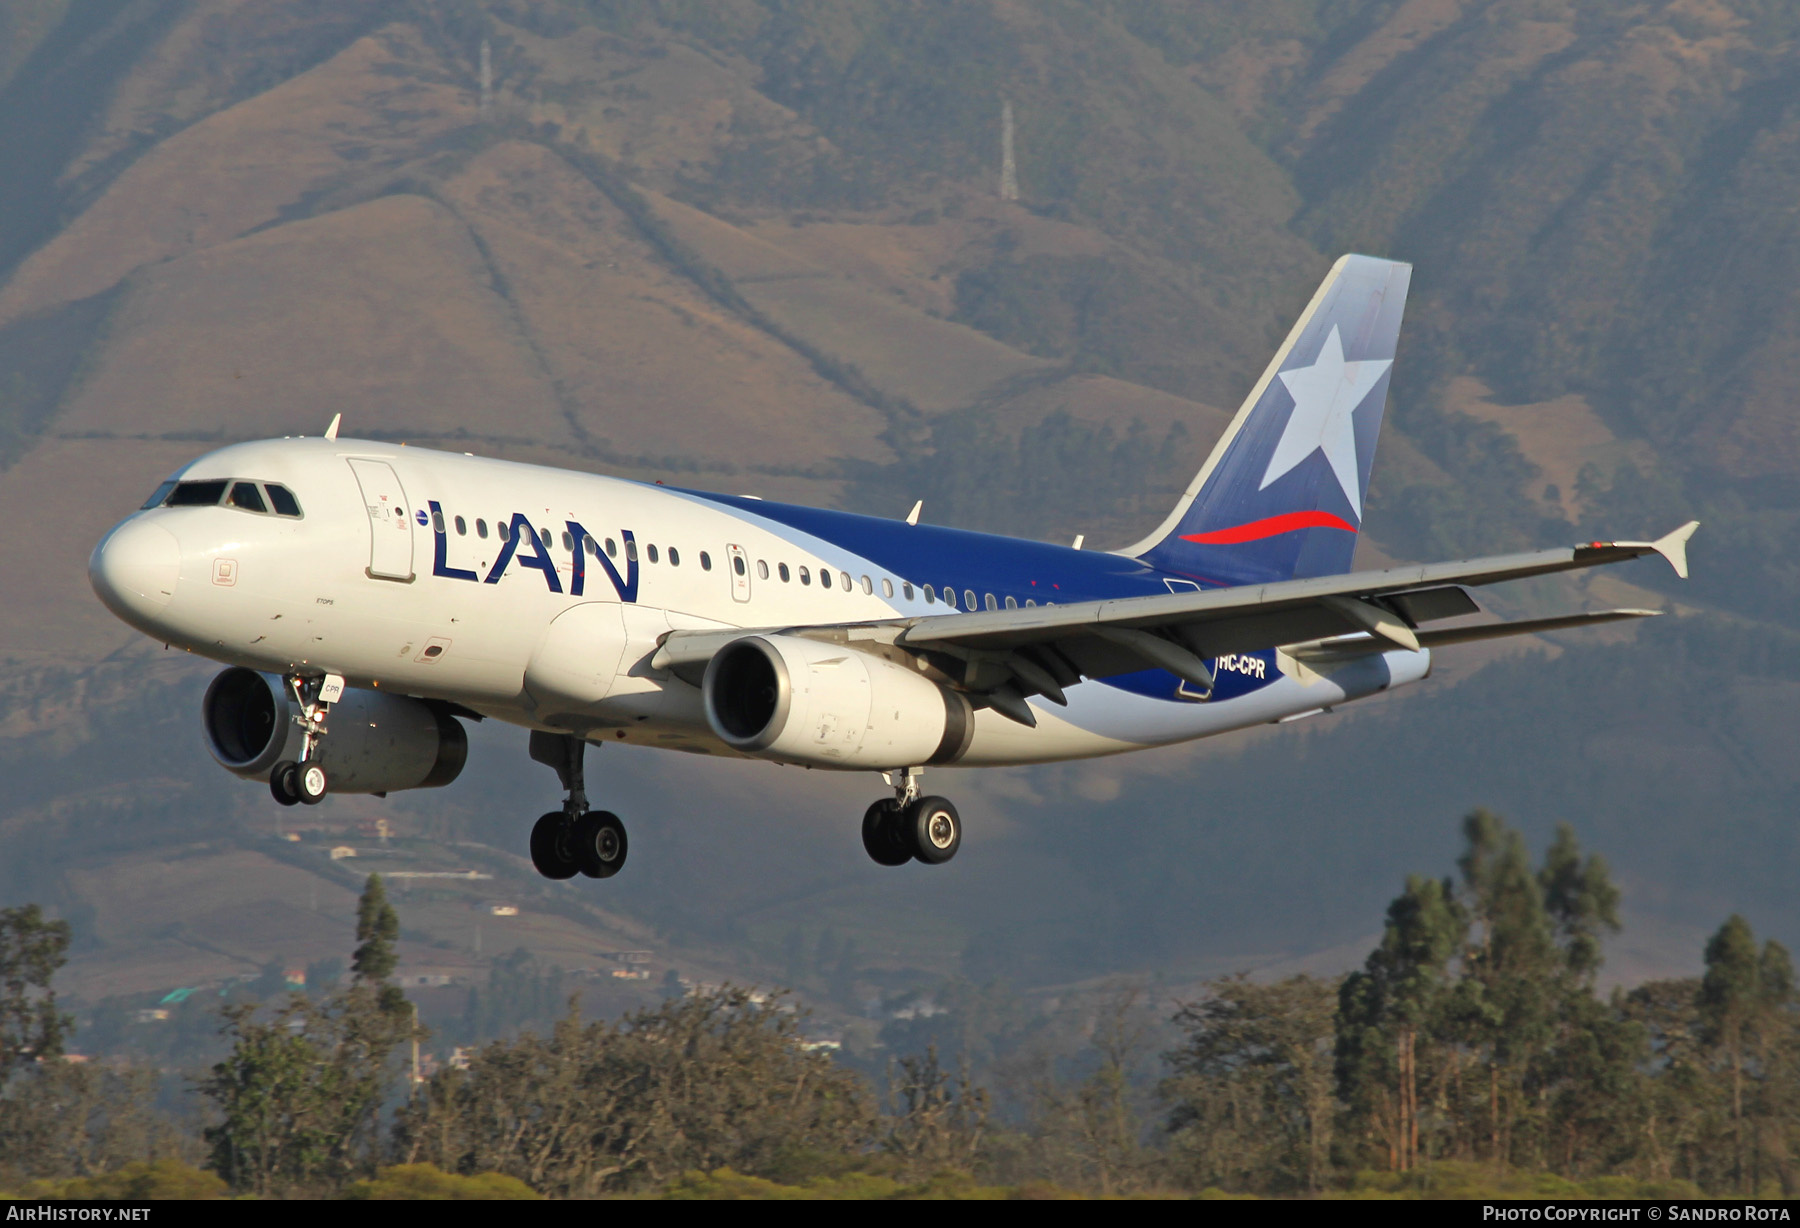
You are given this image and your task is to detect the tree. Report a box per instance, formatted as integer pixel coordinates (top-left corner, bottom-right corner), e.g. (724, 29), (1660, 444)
(352, 874), (399, 985)
(1702, 915), (1761, 1193)
(202, 996), (403, 1195)
(1018, 985), (1156, 1195)
(0, 1059), (188, 1180)
(886, 1044), (989, 1176)
(1453, 809), (1564, 1166)
(1164, 974), (1338, 1193)
(1336, 874), (1465, 1171)
(1538, 823), (1622, 984)
(0, 905), (71, 1085)
(1699, 916), (1797, 1195)
(201, 876), (416, 1195)
(394, 987), (874, 1196)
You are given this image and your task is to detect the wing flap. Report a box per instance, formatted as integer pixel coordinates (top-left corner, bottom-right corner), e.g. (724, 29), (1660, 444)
(1284, 607), (1660, 669)
(899, 524), (1697, 654)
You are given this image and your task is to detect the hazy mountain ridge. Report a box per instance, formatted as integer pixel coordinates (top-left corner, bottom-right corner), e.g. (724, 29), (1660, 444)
(1, 0), (1797, 1025)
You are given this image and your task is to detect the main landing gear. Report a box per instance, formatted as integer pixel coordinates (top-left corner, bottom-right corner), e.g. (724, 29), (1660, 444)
(270, 674), (338, 807)
(527, 732), (627, 881)
(862, 768), (961, 868)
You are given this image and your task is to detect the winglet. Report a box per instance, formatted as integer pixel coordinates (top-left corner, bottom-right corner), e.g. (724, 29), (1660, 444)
(324, 413), (342, 441)
(1652, 520), (1699, 580)
(906, 500), (922, 526)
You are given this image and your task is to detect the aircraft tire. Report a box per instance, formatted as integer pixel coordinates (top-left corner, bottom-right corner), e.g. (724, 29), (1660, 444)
(270, 761), (301, 807)
(573, 811), (628, 879)
(861, 800), (913, 867)
(297, 762), (328, 805)
(905, 796), (961, 865)
(529, 812), (580, 880)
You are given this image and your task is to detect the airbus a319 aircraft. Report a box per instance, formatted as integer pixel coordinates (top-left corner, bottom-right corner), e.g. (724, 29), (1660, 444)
(88, 256), (1696, 882)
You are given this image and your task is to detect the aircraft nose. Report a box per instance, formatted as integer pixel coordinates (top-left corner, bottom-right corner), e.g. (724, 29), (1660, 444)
(90, 518), (180, 623)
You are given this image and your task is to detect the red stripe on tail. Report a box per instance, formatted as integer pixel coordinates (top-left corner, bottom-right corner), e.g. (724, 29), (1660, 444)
(1181, 510), (1358, 545)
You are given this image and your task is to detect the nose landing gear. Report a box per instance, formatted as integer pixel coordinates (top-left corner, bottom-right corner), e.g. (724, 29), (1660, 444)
(527, 732), (627, 880)
(269, 673), (339, 806)
(862, 769), (961, 867)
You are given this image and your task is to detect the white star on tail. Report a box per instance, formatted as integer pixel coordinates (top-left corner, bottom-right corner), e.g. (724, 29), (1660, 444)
(1258, 325), (1391, 517)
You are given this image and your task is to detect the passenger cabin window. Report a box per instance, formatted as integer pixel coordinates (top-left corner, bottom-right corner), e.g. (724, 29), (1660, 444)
(902, 582), (913, 600)
(882, 578), (894, 598)
(476, 518), (489, 539)
(778, 563), (790, 582)
(799, 566), (811, 586)
(942, 587), (956, 610)
(965, 589), (977, 611)
(166, 480), (229, 507)
(230, 482), (267, 513)
(923, 584), (935, 604)
(1005, 595), (1017, 610)
(498, 520), (511, 542)
(700, 551), (712, 571)
(540, 528), (553, 550)
(647, 544), (660, 564)
(860, 575), (873, 595)
(561, 530), (573, 551)
(605, 538), (617, 557)
(757, 559), (769, 580)
(840, 571), (852, 591)
(625, 539), (638, 562)
(669, 547), (680, 567)
(433, 509), (447, 534)
(454, 515), (466, 536)
(141, 481), (177, 509)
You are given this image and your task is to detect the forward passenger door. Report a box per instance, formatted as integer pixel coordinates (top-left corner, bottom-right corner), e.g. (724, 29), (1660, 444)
(347, 459), (415, 582)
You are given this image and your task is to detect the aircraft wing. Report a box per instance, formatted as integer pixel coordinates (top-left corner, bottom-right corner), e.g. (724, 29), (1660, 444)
(655, 522), (1695, 721)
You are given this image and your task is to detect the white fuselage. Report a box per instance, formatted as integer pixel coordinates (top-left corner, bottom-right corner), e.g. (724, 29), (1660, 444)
(90, 437), (1429, 771)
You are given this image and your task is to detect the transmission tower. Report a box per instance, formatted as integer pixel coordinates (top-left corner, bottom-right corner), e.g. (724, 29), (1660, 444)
(479, 39), (493, 117)
(999, 99), (1019, 201)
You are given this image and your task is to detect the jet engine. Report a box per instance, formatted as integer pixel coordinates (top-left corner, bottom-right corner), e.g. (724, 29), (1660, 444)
(702, 635), (971, 768)
(202, 667), (467, 793)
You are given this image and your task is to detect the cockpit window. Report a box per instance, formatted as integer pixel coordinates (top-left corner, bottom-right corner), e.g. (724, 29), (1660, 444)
(149, 478), (303, 517)
(265, 484), (302, 517)
(166, 480), (229, 507)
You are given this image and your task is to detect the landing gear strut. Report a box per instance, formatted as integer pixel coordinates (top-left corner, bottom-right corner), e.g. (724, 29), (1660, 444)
(527, 732), (627, 880)
(862, 768), (961, 867)
(270, 673), (339, 807)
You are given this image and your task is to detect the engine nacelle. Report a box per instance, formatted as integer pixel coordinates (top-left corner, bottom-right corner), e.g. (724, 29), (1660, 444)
(202, 667), (467, 794)
(702, 635), (971, 768)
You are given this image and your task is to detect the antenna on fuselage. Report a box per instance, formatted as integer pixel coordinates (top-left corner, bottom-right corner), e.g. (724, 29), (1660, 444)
(1071, 534), (1084, 550)
(324, 413), (341, 441)
(905, 500), (922, 526)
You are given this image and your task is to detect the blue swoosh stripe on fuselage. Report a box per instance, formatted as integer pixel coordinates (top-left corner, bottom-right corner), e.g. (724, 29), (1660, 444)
(679, 489), (1184, 602)
(672, 488), (1280, 706)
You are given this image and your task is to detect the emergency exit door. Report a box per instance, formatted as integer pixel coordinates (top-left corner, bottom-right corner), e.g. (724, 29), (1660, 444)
(347, 458), (415, 581)
(725, 543), (751, 602)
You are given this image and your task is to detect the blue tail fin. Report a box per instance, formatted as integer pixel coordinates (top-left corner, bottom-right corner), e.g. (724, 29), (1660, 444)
(1125, 254), (1411, 584)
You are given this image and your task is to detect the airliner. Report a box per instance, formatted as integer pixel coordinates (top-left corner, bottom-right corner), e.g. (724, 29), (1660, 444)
(88, 256), (1696, 881)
